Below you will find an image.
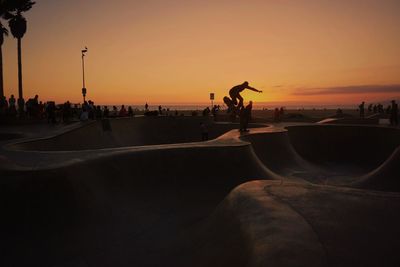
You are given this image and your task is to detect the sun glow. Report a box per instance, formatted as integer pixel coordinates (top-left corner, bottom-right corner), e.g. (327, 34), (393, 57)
(2, 0), (400, 106)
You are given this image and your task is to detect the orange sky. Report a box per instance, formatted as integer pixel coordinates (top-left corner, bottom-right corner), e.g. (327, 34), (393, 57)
(2, 0), (400, 106)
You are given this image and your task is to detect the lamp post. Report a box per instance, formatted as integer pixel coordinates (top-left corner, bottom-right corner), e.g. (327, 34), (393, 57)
(81, 47), (88, 102)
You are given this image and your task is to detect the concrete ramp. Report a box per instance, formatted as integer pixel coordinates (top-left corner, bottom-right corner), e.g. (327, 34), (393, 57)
(318, 117), (379, 125)
(10, 117), (263, 151)
(241, 131), (322, 181)
(355, 146), (400, 192)
(214, 181), (400, 267)
(286, 125), (400, 170)
(168, 180), (400, 266)
(242, 125), (400, 185)
(2, 120), (400, 266)
(0, 132), (23, 141)
(0, 142), (277, 267)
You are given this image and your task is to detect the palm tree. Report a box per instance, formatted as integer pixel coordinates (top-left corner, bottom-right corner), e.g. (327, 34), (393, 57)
(0, 0), (13, 98)
(0, 23), (8, 99)
(7, 0), (35, 112)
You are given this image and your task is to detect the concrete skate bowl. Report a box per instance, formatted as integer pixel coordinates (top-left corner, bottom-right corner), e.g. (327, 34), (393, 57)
(10, 116), (264, 151)
(0, 136), (280, 267)
(3, 123), (400, 266)
(0, 132), (23, 141)
(242, 125), (400, 189)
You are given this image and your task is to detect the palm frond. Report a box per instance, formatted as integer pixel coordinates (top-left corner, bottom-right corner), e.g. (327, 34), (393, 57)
(8, 14), (27, 38)
(8, 0), (35, 13)
(2, 11), (13, 20)
(0, 0), (16, 19)
(1, 24), (8, 36)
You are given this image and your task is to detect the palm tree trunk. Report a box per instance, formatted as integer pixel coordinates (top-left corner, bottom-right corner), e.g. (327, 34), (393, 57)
(17, 37), (23, 112)
(0, 44), (3, 98)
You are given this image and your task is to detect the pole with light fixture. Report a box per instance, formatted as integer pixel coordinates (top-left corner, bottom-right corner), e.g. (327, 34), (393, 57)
(81, 47), (88, 102)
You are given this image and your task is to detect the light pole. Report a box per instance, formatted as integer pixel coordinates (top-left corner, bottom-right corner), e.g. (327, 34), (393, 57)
(81, 47), (88, 102)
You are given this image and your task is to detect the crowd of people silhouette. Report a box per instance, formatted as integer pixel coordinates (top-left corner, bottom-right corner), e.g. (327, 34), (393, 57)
(1, 89), (399, 129)
(0, 94), (224, 124)
(359, 100), (399, 126)
(0, 95), (140, 123)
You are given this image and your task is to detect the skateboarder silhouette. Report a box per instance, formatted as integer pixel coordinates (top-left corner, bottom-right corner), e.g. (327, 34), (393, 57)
(229, 81), (262, 109)
(223, 81), (261, 122)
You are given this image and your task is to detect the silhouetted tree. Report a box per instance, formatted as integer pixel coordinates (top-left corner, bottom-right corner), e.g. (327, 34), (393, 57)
(0, 23), (8, 99)
(0, 0), (13, 98)
(7, 0), (35, 112)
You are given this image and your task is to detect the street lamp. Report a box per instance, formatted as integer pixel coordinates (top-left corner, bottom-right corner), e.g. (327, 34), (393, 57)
(81, 47), (88, 102)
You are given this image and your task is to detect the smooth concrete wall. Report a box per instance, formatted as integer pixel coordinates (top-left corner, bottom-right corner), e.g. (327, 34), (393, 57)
(11, 117), (261, 151)
(286, 125), (400, 171)
(355, 146), (400, 192)
(0, 143), (274, 266)
(241, 131), (315, 176)
(0, 132), (23, 141)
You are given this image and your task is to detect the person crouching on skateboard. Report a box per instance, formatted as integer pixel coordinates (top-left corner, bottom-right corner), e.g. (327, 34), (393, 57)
(229, 81), (262, 109)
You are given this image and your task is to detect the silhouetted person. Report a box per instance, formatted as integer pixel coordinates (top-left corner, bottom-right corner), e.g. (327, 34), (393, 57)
(240, 101), (253, 132)
(26, 97), (33, 118)
(62, 101), (72, 123)
(119, 105), (127, 117)
(33, 94), (39, 105)
(378, 103), (384, 114)
(9, 94), (16, 108)
(79, 101), (87, 121)
(17, 97), (25, 117)
(274, 108), (280, 122)
(223, 96), (236, 113)
(279, 107), (284, 118)
(368, 103), (373, 113)
(158, 105), (162, 115)
(46, 101), (56, 124)
(88, 100), (95, 119)
(145, 102), (149, 111)
(6, 95), (16, 117)
(211, 105), (218, 121)
(390, 100), (398, 126)
(128, 106), (134, 117)
(229, 81), (262, 109)
(223, 96), (240, 122)
(38, 101), (45, 118)
(200, 122), (209, 141)
(386, 105), (391, 115)
(359, 101), (365, 118)
(96, 105), (103, 119)
(71, 104), (78, 119)
(111, 106), (118, 117)
(30, 94), (39, 118)
(202, 107), (210, 116)
(103, 106), (110, 118)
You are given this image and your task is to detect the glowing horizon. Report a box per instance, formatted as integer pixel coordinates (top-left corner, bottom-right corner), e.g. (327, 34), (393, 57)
(2, 0), (400, 106)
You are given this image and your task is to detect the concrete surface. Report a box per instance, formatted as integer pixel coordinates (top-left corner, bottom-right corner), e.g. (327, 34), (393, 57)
(1, 117), (400, 266)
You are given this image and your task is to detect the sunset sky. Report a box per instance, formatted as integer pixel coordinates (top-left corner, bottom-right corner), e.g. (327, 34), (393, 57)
(3, 0), (400, 107)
